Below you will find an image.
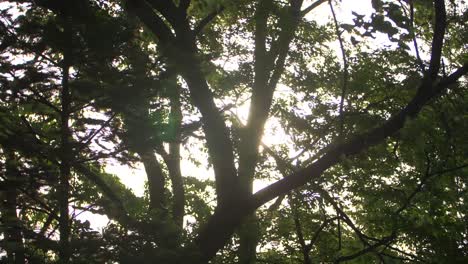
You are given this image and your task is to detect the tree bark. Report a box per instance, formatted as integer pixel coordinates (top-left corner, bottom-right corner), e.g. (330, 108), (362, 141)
(127, 0), (241, 208)
(238, 1), (304, 262)
(2, 150), (25, 264)
(168, 86), (185, 229)
(175, 50), (240, 207)
(137, 148), (166, 210)
(58, 12), (72, 263)
(121, 91), (167, 211)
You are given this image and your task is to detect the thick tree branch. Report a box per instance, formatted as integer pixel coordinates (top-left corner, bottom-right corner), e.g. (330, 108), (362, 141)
(178, 0), (191, 13)
(267, 194), (285, 211)
(156, 85), (185, 229)
(128, 0), (241, 208)
(176, 56), (239, 206)
(237, 0), (271, 195)
(396, 0), (443, 76)
(239, 0), (303, 194)
(124, 0), (175, 43)
(127, 0), (238, 206)
(427, 0), (446, 80)
(145, 0), (181, 27)
(137, 148), (167, 210)
(300, 0), (327, 16)
(194, 6), (225, 36)
(125, 0), (241, 209)
(265, 0), (303, 86)
(252, 62), (467, 209)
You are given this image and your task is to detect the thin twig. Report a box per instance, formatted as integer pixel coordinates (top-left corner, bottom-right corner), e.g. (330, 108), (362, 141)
(329, 0), (348, 138)
(78, 113), (117, 149)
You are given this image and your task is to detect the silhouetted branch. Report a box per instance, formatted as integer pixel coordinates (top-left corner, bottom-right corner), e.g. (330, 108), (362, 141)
(252, 62), (467, 209)
(409, 1), (426, 73)
(78, 113), (116, 149)
(305, 216), (339, 251)
(124, 0), (175, 43)
(301, 0), (327, 16)
(194, 6), (225, 35)
(179, 0), (191, 13)
(335, 234), (395, 263)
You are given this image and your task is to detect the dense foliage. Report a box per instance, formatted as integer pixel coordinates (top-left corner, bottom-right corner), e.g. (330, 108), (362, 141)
(0, 0), (467, 263)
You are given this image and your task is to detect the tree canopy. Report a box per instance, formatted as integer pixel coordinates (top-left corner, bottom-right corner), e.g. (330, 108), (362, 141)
(0, 0), (467, 263)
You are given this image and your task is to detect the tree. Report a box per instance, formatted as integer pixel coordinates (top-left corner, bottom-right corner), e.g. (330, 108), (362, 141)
(0, 0), (467, 263)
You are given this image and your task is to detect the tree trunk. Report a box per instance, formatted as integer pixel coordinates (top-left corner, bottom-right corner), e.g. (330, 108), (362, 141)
(195, 198), (255, 263)
(238, 214), (260, 264)
(238, 141), (259, 264)
(137, 148), (166, 210)
(58, 13), (72, 263)
(171, 34), (240, 207)
(3, 150), (25, 264)
(168, 86), (185, 229)
(122, 93), (167, 212)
